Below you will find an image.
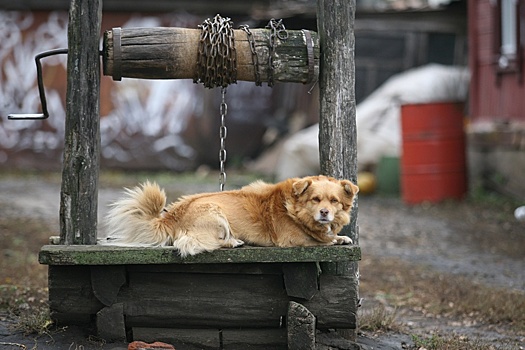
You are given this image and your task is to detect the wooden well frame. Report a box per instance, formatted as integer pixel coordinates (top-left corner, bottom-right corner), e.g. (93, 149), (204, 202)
(39, 0), (359, 348)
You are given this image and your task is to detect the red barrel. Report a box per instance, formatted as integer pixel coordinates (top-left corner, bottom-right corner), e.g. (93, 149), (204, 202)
(400, 102), (467, 204)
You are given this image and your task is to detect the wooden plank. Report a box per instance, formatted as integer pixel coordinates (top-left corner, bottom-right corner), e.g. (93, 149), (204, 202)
(132, 328), (219, 349)
(121, 272), (288, 328)
(319, 260), (353, 276)
(103, 27), (319, 84)
(301, 275), (358, 329)
(39, 245), (361, 266)
(127, 263), (283, 274)
(59, 0), (102, 245)
(91, 265), (126, 306)
(47, 263), (359, 329)
(222, 328), (287, 349)
(50, 312), (92, 326)
(282, 263), (319, 300)
(287, 301), (316, 350)
(48, 266), (104, 324)
(133, 327), (287, 349)
(96, 303), (126, 342)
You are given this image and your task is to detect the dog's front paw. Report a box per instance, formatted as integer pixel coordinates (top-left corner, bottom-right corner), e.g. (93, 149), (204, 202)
(232, 238), (245, 248)
(334, 235), (353, 245)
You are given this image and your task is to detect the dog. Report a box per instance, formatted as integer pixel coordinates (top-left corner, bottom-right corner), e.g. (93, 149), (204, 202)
(104, 175), (359, 256)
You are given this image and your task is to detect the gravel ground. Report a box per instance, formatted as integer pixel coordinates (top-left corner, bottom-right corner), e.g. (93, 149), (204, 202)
(1, 174), (524, 349)
(359, 196), (525, 291)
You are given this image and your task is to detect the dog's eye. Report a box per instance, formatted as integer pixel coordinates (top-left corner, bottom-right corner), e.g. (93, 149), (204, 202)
(312, 197), (321, 203)
(330, 198), (339, 204)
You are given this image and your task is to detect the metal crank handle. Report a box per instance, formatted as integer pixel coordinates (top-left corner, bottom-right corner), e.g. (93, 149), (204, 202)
(8, 49), (68, 120)
(7, 48), (103, 121)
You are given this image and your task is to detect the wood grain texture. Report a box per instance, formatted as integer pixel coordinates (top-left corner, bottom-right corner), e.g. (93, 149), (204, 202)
(48, 266), (104, 324)
(301, 275), (358, 329)
(317, 0), (358, 242)
(282, 262), (319, 300)
(121, 272), (288, 328)
(103, 27), (319, 83)
(39, 244), (361, 265)
(60, 0), (102, 245)
(317, 2), (360, 339)
(287, 302), (316, 350)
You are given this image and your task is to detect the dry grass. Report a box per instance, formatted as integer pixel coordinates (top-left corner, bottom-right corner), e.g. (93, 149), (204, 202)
(360, 255), (525, 348)
(361, 256), (525, 332)
(358, 304), (400, 332)
(410, 333), (521, 350)
(0, 214), (53, 335)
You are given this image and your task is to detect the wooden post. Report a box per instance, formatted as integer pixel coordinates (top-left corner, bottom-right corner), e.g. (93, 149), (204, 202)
(317, 0), (358, 243)
(60, 0), (102, 245)
(317, 0), (359, 340)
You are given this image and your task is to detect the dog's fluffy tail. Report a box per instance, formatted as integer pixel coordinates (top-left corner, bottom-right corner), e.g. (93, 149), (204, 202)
(104, 181), (173, 246)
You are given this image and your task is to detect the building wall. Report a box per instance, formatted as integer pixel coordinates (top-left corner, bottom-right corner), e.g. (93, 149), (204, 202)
(468, 0), (525, 123)
(467, 0), (525, 200)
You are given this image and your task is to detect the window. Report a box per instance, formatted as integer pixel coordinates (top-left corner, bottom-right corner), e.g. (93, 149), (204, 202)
(501, 0), (517, 55)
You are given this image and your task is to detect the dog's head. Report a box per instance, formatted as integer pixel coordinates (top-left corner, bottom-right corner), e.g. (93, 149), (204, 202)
(290, 175), (359, 232)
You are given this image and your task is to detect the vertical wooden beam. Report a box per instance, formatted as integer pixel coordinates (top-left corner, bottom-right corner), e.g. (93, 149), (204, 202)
(317, 0), (359, 340)
(60, 0), (102, 245)
(317, 0), (358, 243)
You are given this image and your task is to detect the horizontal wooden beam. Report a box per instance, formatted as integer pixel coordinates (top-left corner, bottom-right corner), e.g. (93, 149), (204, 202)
(39, 244), (361, 265)
(103, 27), (319, 84)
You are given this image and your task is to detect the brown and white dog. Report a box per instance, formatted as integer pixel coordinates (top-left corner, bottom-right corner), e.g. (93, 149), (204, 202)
(104, 175), (359, 256)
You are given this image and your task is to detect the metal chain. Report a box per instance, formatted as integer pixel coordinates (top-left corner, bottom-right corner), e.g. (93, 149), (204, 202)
(195, 15), (237, 190)
(239, 24), (262, 86)
(195, 14), (237, 89)
(265, 18), (288, 87)
(219, 87), (228, 191)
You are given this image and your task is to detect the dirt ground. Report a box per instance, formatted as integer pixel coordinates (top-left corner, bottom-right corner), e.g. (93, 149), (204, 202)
(0, 172), (524, 349)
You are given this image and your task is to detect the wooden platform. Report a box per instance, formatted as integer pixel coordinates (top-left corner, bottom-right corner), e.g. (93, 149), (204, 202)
(40, 245), (360, 349)
(39, 244), (360, 265)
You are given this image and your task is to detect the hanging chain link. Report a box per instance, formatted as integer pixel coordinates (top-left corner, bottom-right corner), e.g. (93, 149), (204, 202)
(265, 18), (288, 87)
(195, 16), (287, 190)
(195, 14), (238, 190)
(218, 87), (228, 191)
(239, 24), (262, 86)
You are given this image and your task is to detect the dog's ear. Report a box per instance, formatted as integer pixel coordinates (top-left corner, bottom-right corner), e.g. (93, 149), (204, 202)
(341, 179), (359, 196)
(292, 178), (312, 196)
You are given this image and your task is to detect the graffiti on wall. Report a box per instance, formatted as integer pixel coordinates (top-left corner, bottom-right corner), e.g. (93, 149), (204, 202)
(0, 11), (207, 170)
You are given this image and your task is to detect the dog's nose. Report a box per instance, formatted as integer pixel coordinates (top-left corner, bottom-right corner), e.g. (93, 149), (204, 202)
(320, 208), (329, 217)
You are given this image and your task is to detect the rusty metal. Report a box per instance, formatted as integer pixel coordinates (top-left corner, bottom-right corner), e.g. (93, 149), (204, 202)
(239, 24), (261, 86)
(265, 18), (288, 87)
(194, 14), (237, 89)
(219, 87), (228, 191)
